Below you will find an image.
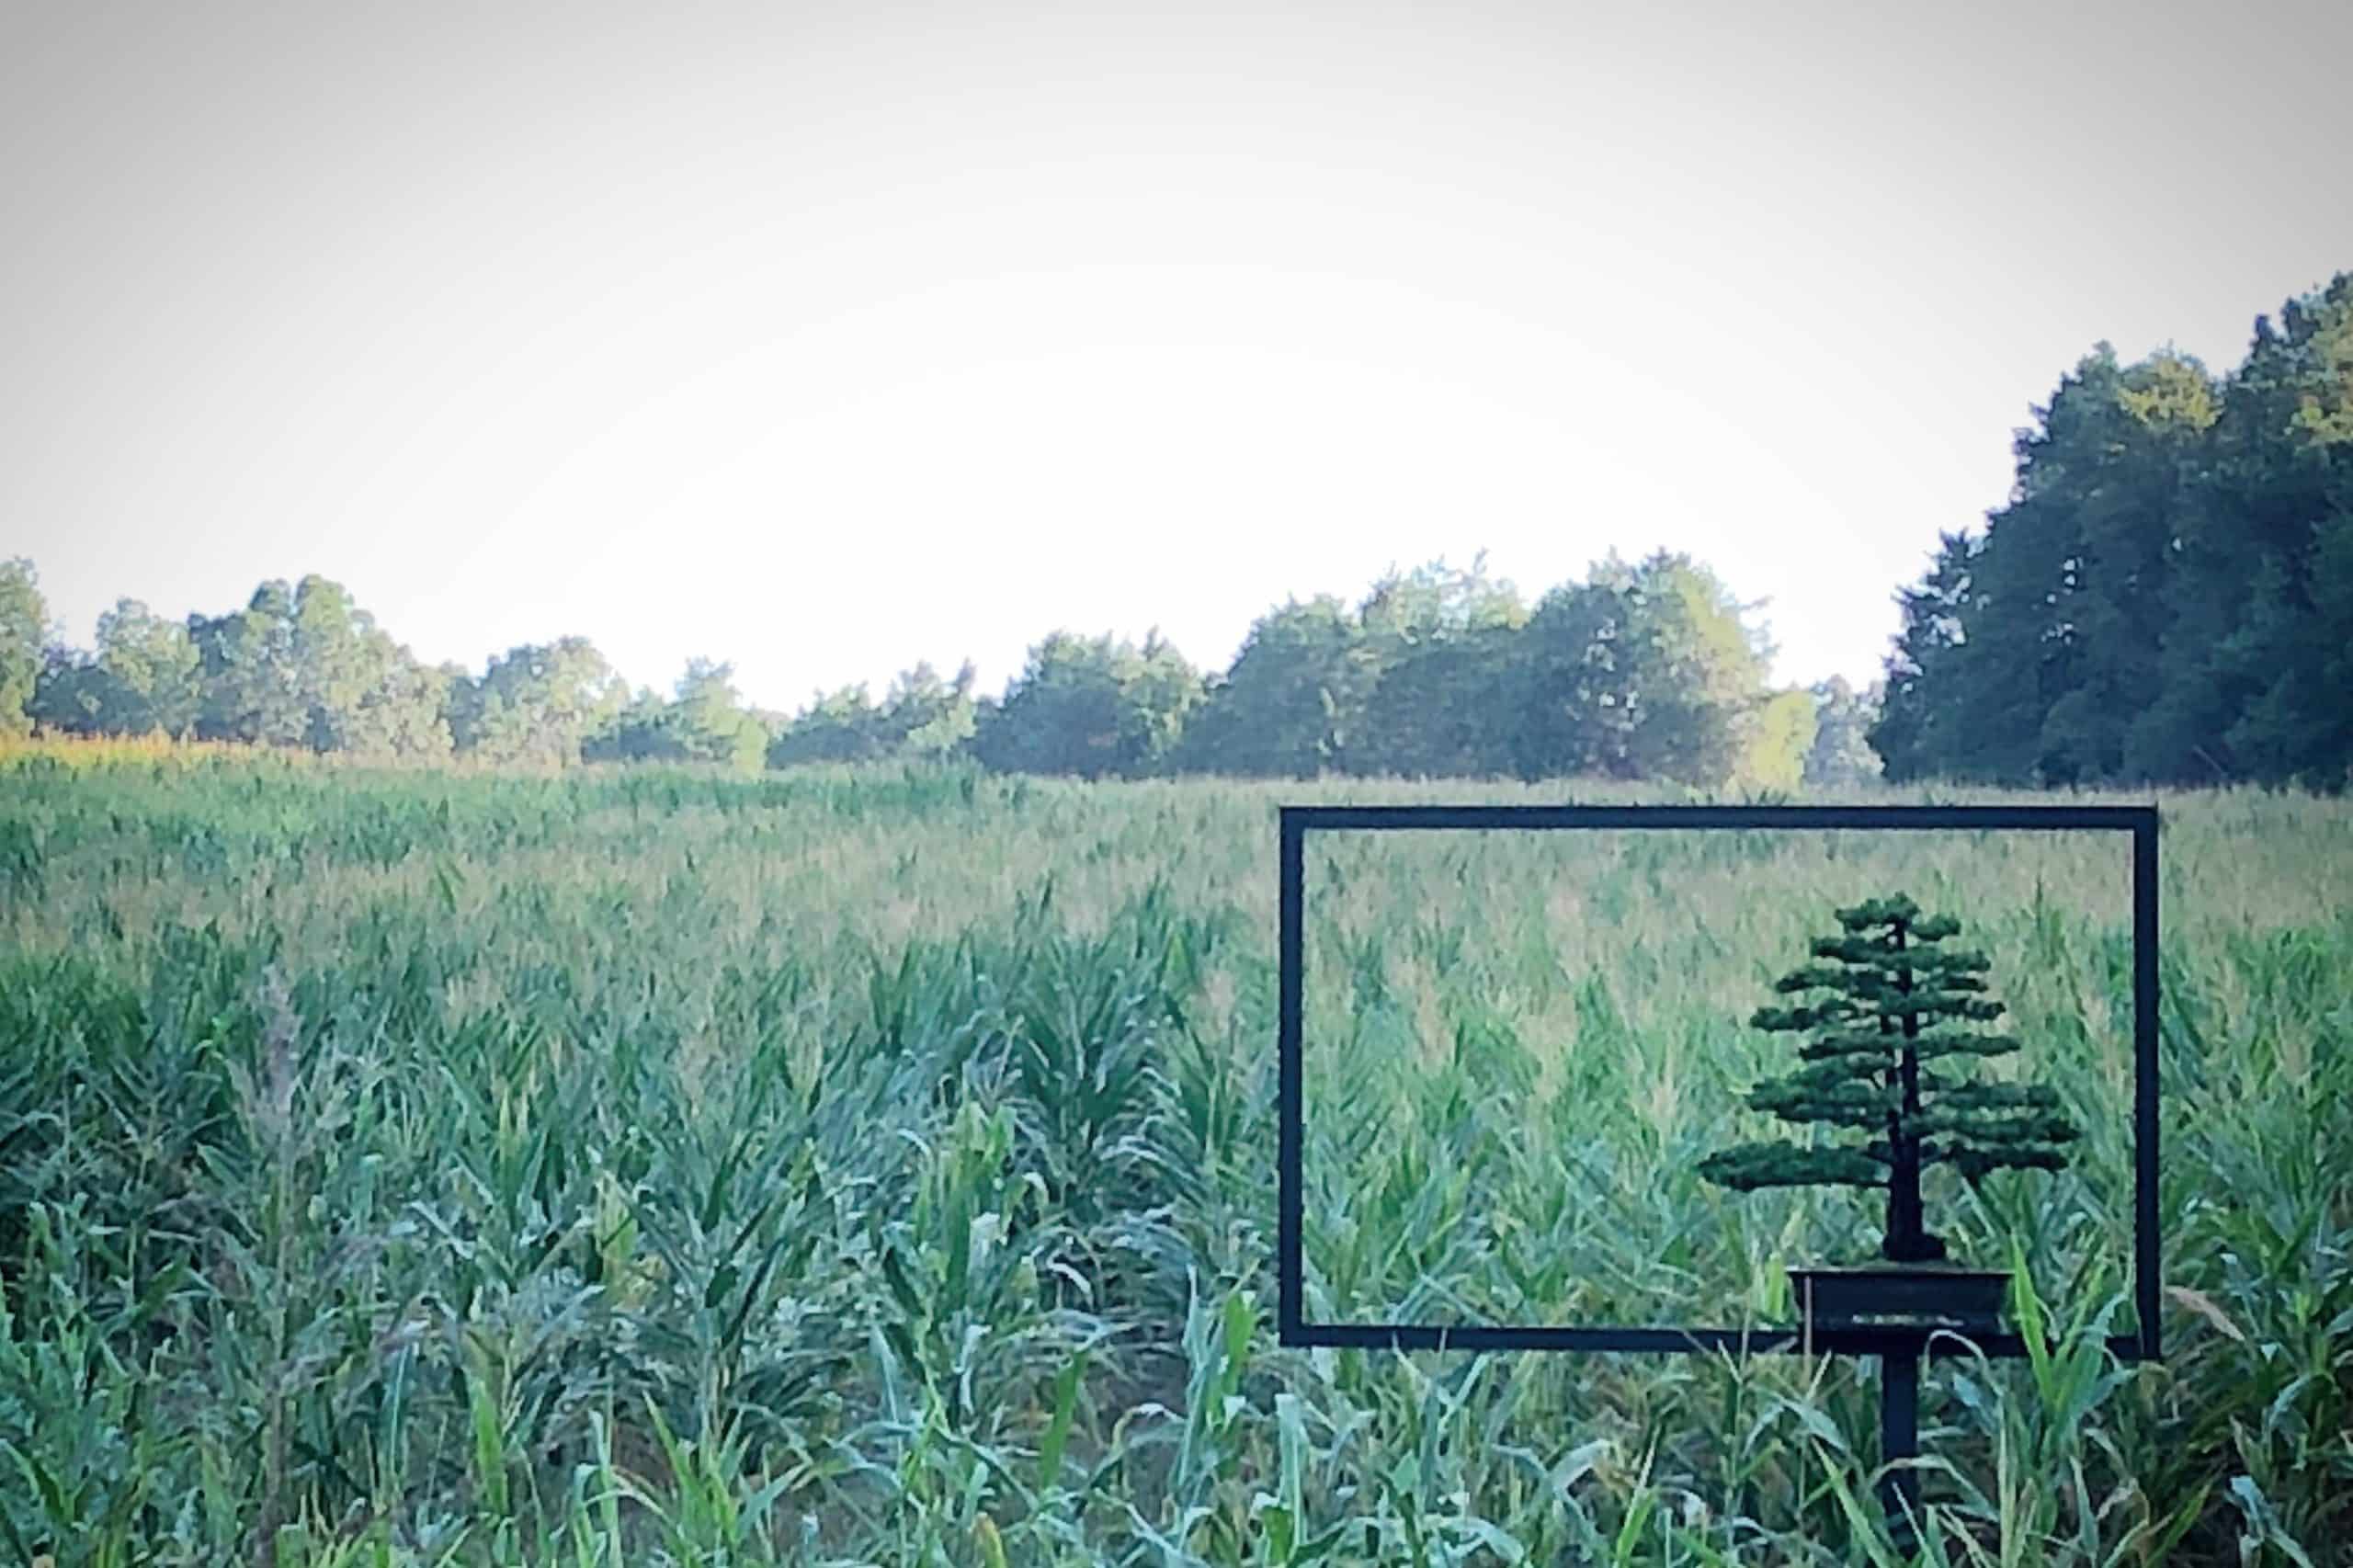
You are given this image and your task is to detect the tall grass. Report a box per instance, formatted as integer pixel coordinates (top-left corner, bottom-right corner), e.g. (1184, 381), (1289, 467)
(0, 747), (2346, 1564)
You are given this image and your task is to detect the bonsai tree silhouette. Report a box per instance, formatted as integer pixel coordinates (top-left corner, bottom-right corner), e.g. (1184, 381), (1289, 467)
(1698, 893), (2079, 1264)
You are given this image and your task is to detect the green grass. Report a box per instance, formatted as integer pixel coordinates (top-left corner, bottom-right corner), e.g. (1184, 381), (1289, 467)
(0, 747), (2347, 1565)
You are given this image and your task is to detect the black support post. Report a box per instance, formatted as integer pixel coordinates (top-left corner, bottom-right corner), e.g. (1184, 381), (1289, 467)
(1879, 1348), (1920, 1551)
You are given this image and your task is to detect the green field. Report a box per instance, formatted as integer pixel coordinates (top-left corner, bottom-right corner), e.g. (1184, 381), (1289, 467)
(3, 748), (2347, 1565)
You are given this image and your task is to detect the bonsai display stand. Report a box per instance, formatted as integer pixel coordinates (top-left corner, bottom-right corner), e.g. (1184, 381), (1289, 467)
(1275, 804), (2166, 1560)
(1791, 1268), (2013, 1547)
(1790, 1267), (2010, 1336)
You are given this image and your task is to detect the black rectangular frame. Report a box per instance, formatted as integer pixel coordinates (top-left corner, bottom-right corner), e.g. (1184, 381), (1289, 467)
(1276, 802), (2162, 1363)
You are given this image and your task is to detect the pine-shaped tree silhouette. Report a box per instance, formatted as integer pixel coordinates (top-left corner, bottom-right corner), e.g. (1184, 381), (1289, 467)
(1698, 893), (2079, 1263)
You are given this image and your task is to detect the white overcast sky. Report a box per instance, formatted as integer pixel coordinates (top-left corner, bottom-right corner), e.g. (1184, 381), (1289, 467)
(4, 0), (2347, 710)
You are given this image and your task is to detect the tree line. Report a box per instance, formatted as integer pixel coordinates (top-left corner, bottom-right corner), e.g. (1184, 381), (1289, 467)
(5, 271), (2342, 792)
(1873, 272), (2352, 791)
(0, 551), (1879, 790)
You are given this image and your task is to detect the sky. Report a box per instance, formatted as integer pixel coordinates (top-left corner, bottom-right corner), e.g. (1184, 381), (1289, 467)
(4, 0), (2347, 712)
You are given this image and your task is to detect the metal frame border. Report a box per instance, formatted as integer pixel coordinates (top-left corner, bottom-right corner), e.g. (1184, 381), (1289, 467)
(1275, 803), (2162, 1363)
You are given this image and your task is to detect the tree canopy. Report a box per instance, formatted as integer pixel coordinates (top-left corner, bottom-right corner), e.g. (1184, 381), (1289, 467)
(0, 554), (1857, 787)
(1875, 273), (2353, 792)
(1699, 893), (2079, 1264)
(0, 559), (46, 742)
(971, 631), (1202, 781)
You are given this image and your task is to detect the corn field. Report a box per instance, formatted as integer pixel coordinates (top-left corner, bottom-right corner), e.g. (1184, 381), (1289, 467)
(1, 743), (2347, 1565)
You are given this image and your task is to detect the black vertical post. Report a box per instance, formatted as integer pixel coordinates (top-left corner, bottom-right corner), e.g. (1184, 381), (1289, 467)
(1277, 809), (1305, 1344)
(1880, 1348), (1920, 1551)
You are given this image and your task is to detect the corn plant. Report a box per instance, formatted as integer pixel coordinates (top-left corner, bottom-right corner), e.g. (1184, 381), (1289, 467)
(0, 744), (2344, 1565)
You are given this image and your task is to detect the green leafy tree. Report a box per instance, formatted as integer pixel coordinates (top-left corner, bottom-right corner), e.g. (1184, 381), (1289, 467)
(1354, 555), (1527, 778)
(881, 659), (980, 758)
(584, 687), (685, 764)
(1354, 625), (1522, 778)
(184, 574), (438, 754)
(1803, 676), (1883, 788)
(30, 601), (206, 738)
(1507, 573), (1630, 779)
(30, 648), (130, 734)
(455, 638), (623, 767)
(767, 684), (887, 767)
(1618, 552), (1775, 787)
(0, 558), (52, 738)
(190, 580), (308, 745)
(767, 661), (978, 768)
(1120, 632), (1204, 772)
(0, 561), (43, 736)
(1510, 552), (1770, 786)
(666, 658), (768, 771)
(93, 598), (202, 737)
(974, 631), (1201, 779)
(1176, 597), (1370, 778)
(339, 656), (455, 759)
(1734, 687), (1817, 794)
(286, 575), (381, 750)
(290, 579), (452, 758)
(1698, 893), (2078, 1264)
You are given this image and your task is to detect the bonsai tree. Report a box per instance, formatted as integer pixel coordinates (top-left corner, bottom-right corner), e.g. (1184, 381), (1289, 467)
(1698, 893), (2079, 1264)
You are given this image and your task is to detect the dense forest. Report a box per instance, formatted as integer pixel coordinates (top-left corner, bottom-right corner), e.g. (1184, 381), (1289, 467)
(5, 272), (2346, 792)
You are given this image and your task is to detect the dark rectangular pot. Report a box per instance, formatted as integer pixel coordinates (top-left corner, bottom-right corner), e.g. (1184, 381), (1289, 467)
(1789, 1267), (2011, 1335)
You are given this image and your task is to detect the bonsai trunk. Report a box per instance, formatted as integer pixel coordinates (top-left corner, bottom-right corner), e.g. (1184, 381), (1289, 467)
(1884, 1134), (1942, 1261)
(1881, 917), (1947, 1264)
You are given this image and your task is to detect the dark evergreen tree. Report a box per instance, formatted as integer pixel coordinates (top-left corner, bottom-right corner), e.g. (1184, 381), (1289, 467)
(2197, 278), (2353, 791)
(1698, 894), (2078, 1263)
(1870, 532), (1974, 783)
(1875, 349), (2213, 786)
(1879, 274), (2353, 792)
